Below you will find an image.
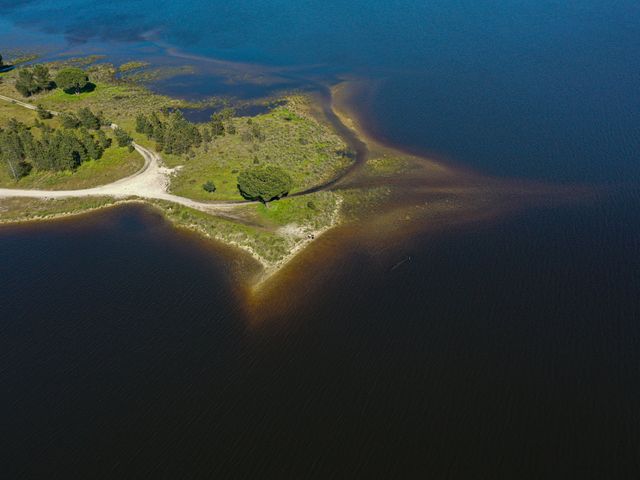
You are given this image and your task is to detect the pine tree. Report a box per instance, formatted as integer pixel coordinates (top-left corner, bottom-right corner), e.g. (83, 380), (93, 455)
(32, 64), (52, 91)
(60, 113), (80, 129)
(79, 129), (103, 160)
(78, 107), (100, 130)
(114, 128), (133, 149)
(202, 127), (212, 143)
(135, 114), (149, 134)
(96, 129), (112, 149)
(15, 69), (37, 97)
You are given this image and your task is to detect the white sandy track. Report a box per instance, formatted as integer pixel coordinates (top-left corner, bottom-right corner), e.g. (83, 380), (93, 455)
(0, 143), (238, 214)
(0, 94), (44, 112)
(0, 95), (238, 214)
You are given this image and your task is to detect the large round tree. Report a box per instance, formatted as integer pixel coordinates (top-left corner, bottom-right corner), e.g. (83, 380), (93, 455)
(237, 165), (293, 203)
(55, 67), (89, 94)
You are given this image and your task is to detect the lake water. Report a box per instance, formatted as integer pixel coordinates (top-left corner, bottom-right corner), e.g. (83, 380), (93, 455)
(1, 1), (640, 477)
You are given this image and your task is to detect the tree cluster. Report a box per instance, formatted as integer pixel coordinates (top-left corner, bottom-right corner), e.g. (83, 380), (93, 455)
(135, 111), (201, 155)
(0, 118), (112, 181)
(60, 108), (105, 130)
(114, 128), (134, 152)
(15, 65), (53, 97)
(209, 107), (236, 137)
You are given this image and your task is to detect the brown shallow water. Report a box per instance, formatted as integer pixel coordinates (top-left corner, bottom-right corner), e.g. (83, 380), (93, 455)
(2, 184), (639, 478)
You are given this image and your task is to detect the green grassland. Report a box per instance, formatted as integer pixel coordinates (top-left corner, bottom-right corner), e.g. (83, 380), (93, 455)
(0, 63), (186, 122)
(152, 190), (341, 266)
(254, 191), (339, 228)
(159, 105), (351, 201)
(0, 101), (61, 128)
(0, 196), (118, 222)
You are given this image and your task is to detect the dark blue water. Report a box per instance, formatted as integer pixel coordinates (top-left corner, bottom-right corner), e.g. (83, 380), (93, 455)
(2, 1), (640, 477)
(2, 0), (639, 182)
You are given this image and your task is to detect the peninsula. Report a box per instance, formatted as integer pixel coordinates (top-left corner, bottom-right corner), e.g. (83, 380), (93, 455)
(0, 53), (560, 286)
(0, 54), (384, 282)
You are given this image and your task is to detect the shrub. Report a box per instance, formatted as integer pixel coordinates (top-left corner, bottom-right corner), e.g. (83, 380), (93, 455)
(36, 104), (53, 120)
(202, 181), (216, 193)
(60, 113), (80, 129)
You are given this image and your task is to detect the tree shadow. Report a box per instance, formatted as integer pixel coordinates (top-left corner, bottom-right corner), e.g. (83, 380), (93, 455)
(60, 82), (96, 95)
(0, 65), (16, 73)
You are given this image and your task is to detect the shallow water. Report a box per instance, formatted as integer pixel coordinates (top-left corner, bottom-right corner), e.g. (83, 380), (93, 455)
(180, 104), (273, 124)
(1, 1), (640, 477)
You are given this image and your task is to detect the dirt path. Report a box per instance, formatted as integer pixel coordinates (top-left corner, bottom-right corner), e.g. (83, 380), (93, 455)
(0, 95), (240, 214)
(0, 142), (238, 214)
(0, 94), (43, 111)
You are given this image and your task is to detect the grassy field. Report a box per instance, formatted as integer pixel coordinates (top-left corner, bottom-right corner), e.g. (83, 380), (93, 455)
(1, 60), (353, 201)
(160, 102), (352, 201)
(0, 63), (187, 124)
(0, 196), (118, 222)
(152, 191), (341, 267)
(0, 100), (61, 128)
(254, 191), (339, 228)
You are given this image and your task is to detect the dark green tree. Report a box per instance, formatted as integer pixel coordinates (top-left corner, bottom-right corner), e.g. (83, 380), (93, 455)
(162, 111), (200, 155)
(0, 125), (29, 180)
(36, 104), (53, 120)
(210, 111), (225, 137)
(78, 107), (100, 130)
(135, 114), (149, 134)
(15, 69), (37, 97)
(96, 129), (112, 149)
(52, 131), (84, 170)
(211, 119), (224, 137)
(60, 113), (80, 129)
(55, 68), (89, 94)
(79, 129), (104, 160)
(32, 64), (53, 91)
(202, 127), (212, 143)
(114, 128), (134, 151)
(219, 107), (236, 121)
(237, 165), (293, 203)
(148, 113), (162, 138)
